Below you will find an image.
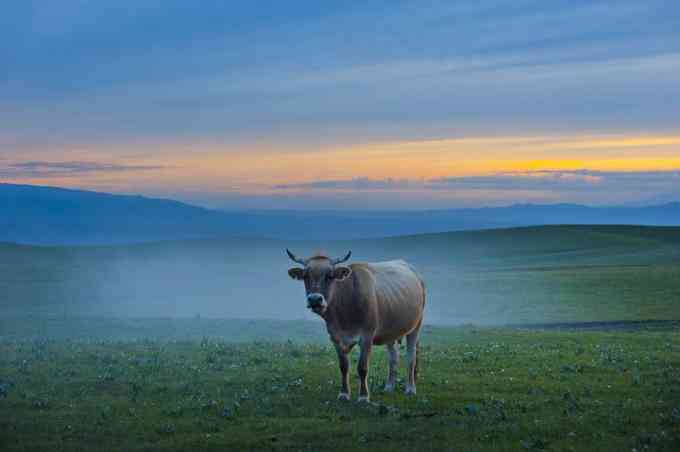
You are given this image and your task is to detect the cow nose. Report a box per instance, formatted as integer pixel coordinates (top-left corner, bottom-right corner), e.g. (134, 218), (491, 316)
(307, 293), (324, 307)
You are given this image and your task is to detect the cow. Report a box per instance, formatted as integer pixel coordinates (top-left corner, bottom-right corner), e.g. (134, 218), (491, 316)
(286, 249), (425, 402)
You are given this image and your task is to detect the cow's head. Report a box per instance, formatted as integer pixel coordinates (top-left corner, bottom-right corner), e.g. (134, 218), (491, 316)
(286, 249), (352, 316)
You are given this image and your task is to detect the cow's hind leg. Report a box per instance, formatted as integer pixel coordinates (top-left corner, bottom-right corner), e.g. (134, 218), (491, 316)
(357, 336), (373, 402)
(335, 345), (351, 401)
(384, 341), (399, 392)
(405, 322), (422, 395)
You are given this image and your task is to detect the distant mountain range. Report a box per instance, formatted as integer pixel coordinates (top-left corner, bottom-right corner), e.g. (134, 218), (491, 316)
(2, 183), (680, 245)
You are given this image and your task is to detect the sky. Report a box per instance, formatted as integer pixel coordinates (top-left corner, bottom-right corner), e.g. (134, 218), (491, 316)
(1, 0), (680, 210)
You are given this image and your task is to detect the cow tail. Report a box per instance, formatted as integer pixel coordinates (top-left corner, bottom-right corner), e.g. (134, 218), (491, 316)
(416, 274), (425, 384)
(405, 262), (426, 384)
(415, 340), (420, 383)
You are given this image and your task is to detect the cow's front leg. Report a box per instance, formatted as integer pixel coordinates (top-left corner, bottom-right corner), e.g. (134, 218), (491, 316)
(357, 336), (373, 402)
(335, 345), (351, 401)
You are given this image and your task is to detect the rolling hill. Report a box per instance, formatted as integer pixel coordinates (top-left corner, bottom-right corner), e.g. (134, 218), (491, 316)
(2, 225), (679, 325)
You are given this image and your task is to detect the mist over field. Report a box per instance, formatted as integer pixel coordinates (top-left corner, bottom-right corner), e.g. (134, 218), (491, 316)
(3, 225), (680, 331)
(2, 185), (680, 332)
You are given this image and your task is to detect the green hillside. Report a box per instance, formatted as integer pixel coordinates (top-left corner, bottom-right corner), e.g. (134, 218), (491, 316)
(373, 226), (680, 324)
(1, 225), (680, 324)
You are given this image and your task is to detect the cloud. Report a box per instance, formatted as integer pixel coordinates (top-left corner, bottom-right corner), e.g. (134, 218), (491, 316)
(260, 169), (680, 208)
(274, 170), (680, 193)
(273, 177), (418, 190)
(428, 170), (603, 190)
(0, 161), (165, 178)
(0, 1), (678, 210)
(1, 0), (678, 147)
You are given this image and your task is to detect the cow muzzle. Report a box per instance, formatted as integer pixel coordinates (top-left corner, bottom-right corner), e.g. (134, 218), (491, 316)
(306, 293), (327, 312)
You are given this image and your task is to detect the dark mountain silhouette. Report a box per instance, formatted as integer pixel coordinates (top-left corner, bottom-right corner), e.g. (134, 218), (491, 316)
(2, 183), (680, 245)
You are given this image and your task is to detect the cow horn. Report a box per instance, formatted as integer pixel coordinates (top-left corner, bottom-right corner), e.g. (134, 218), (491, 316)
(286, 248), (306, 265)
(332, 251), (352, 265)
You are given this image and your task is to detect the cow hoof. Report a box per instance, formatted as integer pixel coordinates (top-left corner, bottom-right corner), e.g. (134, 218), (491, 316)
(357, 395), (370, 403)
(383, 383), (395, 393)
(337, 392), (350, 401)
(405, 385), (417, 396)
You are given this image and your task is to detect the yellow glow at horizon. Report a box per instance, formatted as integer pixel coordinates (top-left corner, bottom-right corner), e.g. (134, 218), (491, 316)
(5, 133), (680, 193)
(171, 133), (680, 187)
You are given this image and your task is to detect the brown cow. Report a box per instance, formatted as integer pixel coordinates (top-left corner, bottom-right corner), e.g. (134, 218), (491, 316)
(286, 249), (425, 402)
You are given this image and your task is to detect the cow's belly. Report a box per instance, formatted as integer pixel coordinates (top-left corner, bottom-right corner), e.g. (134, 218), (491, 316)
(373, 319), (421, 345)
(373, 299), (423, 345)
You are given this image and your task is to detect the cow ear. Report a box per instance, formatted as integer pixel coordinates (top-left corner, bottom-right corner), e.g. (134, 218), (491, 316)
(333, 266), (352, 281)
(288, 267), (305, 280)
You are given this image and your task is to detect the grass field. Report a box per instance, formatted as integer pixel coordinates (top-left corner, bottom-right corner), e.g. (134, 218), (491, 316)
(1, 320), (680, 451)
(2, 225), (680, 450)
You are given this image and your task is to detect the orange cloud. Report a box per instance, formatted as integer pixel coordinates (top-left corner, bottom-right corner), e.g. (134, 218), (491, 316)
(4, 133), (680, 195)
(171, 133), (680, 190)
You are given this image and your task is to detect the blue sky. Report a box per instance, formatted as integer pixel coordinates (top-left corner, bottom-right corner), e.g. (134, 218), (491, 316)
(1, 1), (680, 209)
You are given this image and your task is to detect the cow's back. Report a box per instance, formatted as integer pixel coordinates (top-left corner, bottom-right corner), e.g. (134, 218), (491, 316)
(364, 260), (425, 343)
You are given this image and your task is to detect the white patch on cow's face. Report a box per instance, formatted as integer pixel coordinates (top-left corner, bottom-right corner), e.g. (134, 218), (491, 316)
(306, 292), (327, 315)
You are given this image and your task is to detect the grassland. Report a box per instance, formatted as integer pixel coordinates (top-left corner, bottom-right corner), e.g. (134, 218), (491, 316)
(2, 225), (680, 450)
(2, 321), (680, 451)
(384, 225), (680, 324)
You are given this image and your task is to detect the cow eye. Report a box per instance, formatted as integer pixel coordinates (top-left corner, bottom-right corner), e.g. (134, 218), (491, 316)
(326, 273), (333, 281)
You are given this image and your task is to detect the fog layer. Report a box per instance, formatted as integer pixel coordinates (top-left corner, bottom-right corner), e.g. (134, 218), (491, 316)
(3, 226), (680, 326)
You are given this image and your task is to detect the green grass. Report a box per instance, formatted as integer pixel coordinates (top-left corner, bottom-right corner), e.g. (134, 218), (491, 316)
(3, 226), (680, 450)
(2, 321), (680, 451)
